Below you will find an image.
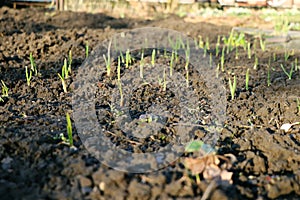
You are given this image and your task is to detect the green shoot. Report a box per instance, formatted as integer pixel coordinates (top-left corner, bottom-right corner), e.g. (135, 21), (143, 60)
(125, 49), (132, 68)
(259, 35), (266, 52)
(57, 73), (67, 93)
(170, 51), (175, 76)
(62, 58), (69, 79)
(280, 63), (294, 80)
(85, 42), (89, 58)
(105, 40), (112, 77)
(284, 50), (290, 61)
(221, 46), (225, 72)
(66, 113), (73, 146)
(151, 49), (156, 67)
(29, 52), (38, 76)
(163, 68), (167, 92)
(198, 35), (204, 49)
(229, 76), (237, 100)
(209, 53), (212, 68)
(215, 35), (220, 57)
(1, 80), (9, 97)
(140, 50), (144, 79)
(273, 52), (276, 61)
(247, 42), (251, 59)
(117, 57), (124, 107)
(119, 51), (125, 63)
(235, 46), (239, 60)
(68, 50), (72, 74)
(295, 58), (298, 71)
(185, 42), (190, 87)
(253, 54), (258, 70)
(25, 66), (32, 86)
(245, 68), (250, 90)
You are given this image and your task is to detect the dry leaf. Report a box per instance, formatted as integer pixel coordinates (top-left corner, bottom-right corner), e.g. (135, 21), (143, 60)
(184, 157), (206, 175)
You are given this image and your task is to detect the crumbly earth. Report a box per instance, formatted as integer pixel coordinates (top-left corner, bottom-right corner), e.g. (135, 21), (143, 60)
(0, 6), (300, 199)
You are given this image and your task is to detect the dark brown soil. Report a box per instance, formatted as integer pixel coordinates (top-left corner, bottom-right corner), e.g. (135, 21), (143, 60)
(0, 6), (299, 200)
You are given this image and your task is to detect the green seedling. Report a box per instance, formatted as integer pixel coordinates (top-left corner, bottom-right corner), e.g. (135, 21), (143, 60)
(125, 49), (132, 68)
(295, 58), (298, 71)
(280, 63), (294, 80)
(245, 68), (250, 90)
(119, 51), (125, 63)
(25, 66), (32, 86)
(140, 50), (144, 79)
(221, 46), (225, 72)
(170, 51), (175, 77)
(235, 46), (239, 60)
(85, 42), (89, 58)
(253, 54), (258, 70)
(259, 35), (266, 52)
(267, 59), (271, 86)
(247, 42), (251, 59)
(117, 57), (124, 107)
(284, 50), (291, 61)
(215, 35), (220, 57)
(185, 44), (190, 87)
(228, 76), (237, 100)
(104, 40), (112, 77)
(68, 50), (72, 74)
(198, 35), (204, 49)
(1, 80), (9, 97)
(209, 53), (213, 68)
(223, 30), (246, 54)
(151, 49), (156, 67)
(163, 68), (167, 92)
(29, 52), (38, 76)
(57, 73), (67, 93)
(61, 58), (69, 79)
(66, 113), (73, 146)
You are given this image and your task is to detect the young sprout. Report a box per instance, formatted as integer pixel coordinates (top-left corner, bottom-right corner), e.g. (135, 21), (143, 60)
(253, 54), (258, 70)
(221, 46), (225, 72)
(125, 49), (132, 68)
(209, 53), (213, 68)
(216, 35), (220, 57)
(62, 58), (69, 79)
(1, 80), (8, 97)
(295, 58), (298, 71)
(25, 66), (32, 86)
(259, 35), (266, 52)
(151, 49), (156, 67)
(163, 68), (167, 92)
(185, 43), (190, 87)
(119, 51), (125, 63)
(105, 40), (112, 77)
(85, 42), (89, 58)
(66, 113), (73, 146)
(68, 50), (72, 74)
(280, 63), (294, 80)
(284, 50), (290, 61)
(30, 52), (38, 76)
(267, 60), (271, 87)
(117, 57), (124, 107)
(273, 52), (276, 62)
(247, 42), (251, 59)
(140, 50), (144, 79)
(228, 76), (237, 100)
(57, 73), (67, 93)
(198, 35), (204, 49)
(170, 51), (175, 77)
(245, 68), (250, 90)
(235, 46), (239, 60)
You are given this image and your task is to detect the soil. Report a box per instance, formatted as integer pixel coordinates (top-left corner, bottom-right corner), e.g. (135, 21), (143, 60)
(0, 6), (300, 200)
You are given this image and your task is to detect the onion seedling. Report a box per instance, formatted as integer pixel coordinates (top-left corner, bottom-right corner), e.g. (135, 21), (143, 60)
(1, 80), (8, 97)
(247, 42), (251, 59)
(125, 49), (132, 68)
(221, 46), (225, 72)
(215, 35), (220, 57)
(85, 42), (89, 58)
(235, 46), (239, 60)
(57, 73), (67, 93)
(245, 68), (250, 90)
(117, 57), (124, 107)
(280, 63), (294, 80)
(273, 52), (276, 61)
(228, 76), (237, 100)
(25, 66), (32, 86)
(151, 49), (156, 67)
(140, 50), (144, 79)
(66, 113), (73, 146)
(198, 35), (204, 49)
(104, 40), (112, 77)
(253, 54), (258, 70)
(163, 68), (167, 92)
(61, 58), (69, 79)
(267, 58), (271, 87)
(259, 35), (266, 52)
(30, 52), (38, 76)
(185, 42), (190, 87)
(170, 51), (175, 77)
(284, 50), (290, 61)
(295, 58), (298, 71)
